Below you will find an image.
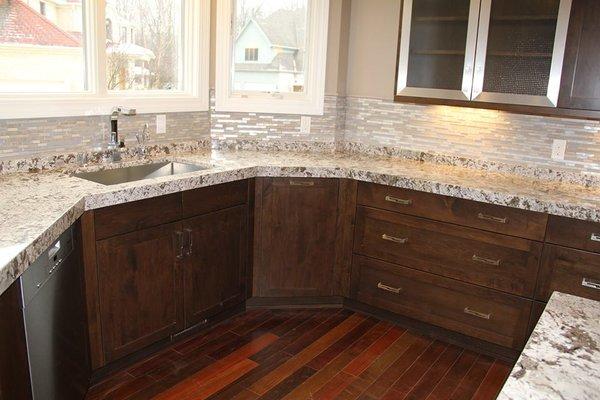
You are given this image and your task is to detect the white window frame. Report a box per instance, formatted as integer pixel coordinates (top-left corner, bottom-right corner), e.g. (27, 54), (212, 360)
(0, 0), (210, 119)
(215, 0), (329, 115)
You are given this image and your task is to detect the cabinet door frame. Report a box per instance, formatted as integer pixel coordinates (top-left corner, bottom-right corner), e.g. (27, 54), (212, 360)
(471, 0), (573, 107)
(396, 0), (482, 101)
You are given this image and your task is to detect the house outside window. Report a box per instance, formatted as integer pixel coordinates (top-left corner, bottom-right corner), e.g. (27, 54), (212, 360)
(216, 0), (329, 115)
(0, 0), (210, 118)
(244, 47), (258, 62)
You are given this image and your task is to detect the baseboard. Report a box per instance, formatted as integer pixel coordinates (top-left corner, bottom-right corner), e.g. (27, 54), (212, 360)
(246, 296), (345, 309)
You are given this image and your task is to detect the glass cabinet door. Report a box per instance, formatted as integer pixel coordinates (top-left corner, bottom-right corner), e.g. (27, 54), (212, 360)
(396, 0), (481, 100)
(472, 0), (572, 106)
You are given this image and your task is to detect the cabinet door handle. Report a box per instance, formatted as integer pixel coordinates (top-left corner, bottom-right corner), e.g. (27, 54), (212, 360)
(174, 231), (184, 259)
(289, 180), (314, 186)
(385, 195), (412, 206)
(472, 254), (501, 266)
(381, 234), (408, 244)
(464, 307), (491, 320)
(377, 282), (402, 294)
(184, 228), (193, 256)
(590, 233), (600, 242)
(477, 213), (508, 224)
(582, 277), (600, 290)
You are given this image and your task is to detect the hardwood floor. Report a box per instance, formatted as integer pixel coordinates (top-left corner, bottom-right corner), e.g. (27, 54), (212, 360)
(86, 309), (513, 400)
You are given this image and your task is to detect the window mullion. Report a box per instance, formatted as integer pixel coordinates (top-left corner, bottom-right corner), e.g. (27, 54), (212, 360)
(95, 0), (108, 98)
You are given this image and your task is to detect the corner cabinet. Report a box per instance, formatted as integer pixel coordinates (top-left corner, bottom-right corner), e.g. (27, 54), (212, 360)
(396, 0), (581, 111)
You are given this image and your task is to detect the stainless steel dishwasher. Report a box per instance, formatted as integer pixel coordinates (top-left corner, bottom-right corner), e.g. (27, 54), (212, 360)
(20, 225), (91, 399)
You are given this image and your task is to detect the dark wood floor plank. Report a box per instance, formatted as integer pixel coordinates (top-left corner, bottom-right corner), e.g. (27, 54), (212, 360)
(259, 366), (317, 400)
(307, 317), (379, 370)
(282, 309), (352, 356)
(336, 331), (419, 400)
(448, 355), (495, 400)
(281, 320), (392, 399)
(344, 326), (404, 377)
(404, 345), (463, 400)
(312, 371), (356, 400)
(85, 310), (513, 400)
(381, 340), (448, 399)
(425, 350), (479, 400)
(471, 360), (512, 400)
(249, 314), (364, 395)
(363, 335), (432, 398)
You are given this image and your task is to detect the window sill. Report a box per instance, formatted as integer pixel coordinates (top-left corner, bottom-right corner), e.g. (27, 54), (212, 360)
(0, 95), (209, 119)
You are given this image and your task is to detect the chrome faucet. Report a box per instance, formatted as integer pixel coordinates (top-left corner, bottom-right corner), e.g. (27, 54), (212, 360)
(108, 106), (136, 161)
(135, 123), (150, 157)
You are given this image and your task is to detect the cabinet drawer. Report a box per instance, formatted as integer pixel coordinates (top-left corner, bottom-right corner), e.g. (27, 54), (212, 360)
(354, 207), (542, 297)
(536, 245), (600, 302)
(352, 256), (531, 349)
(95, 193), (182, 240)
(357, 183), (547, 241)
(182, 180), (248, 218)
(546, 215), (600, 253)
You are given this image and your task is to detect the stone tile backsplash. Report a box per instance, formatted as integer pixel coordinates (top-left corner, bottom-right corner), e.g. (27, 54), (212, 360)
(0, 112), (210, 159)
(1, 93), (600, 177)
(343, 97), (600, 175)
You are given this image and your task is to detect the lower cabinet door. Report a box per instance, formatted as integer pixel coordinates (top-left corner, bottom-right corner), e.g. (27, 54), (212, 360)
(183, 205), (247, 327)
(351, 255), (532, 349)
(96, 222), (184, 363)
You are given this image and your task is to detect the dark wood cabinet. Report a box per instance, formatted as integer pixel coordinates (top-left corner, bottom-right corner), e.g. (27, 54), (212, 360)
(558, 0), (600, 111)
(253, 177), (340, 298)
(96, 222), (184, 363)
(183, 206), (247, 327)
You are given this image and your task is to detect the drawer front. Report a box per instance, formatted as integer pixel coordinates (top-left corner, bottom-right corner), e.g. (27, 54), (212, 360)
(357, 182), (548, 241)
(536, 245), (600, 302)
(182, 180), (248, 218)
(352, 256), (531, 349)
(354, 207), (542, 297)
(95, 193), (182, 240)
(546, 215), (600, 253)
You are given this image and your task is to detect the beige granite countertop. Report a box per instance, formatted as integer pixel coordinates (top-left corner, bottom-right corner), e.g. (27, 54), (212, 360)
(1, 149), (600, 296)
(498, 292), (600, 400)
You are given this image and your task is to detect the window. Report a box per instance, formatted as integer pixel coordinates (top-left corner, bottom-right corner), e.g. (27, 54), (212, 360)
(0, 0), (210, 119)
(39, 1), (46, 16)
(215, 0), (329, 115)
(244, 48), (258, 62)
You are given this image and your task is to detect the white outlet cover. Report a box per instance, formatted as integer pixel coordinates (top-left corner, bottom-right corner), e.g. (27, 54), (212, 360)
(551, 139), (567, 161)
(156, 114), (167, 134)
(300, 116), (311, 134)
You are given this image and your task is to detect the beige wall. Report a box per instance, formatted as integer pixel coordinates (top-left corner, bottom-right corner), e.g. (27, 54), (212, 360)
(209, 0), (350, 96)
(345, 0), (401, 100)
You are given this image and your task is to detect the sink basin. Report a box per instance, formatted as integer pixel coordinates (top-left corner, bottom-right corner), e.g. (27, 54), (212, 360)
(74, 161), (207, 185)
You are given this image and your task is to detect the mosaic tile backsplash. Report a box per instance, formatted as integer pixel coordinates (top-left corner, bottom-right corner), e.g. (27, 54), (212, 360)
(343, 97), (600, 175)
(0, 112), (211, 160)
(1, 93), (600, 177)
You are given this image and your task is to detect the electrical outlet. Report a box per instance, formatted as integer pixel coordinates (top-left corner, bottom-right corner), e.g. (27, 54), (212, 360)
(300, 116), (311, 134)
(551, 139), (567, 160)
(156, 115), (167, 134)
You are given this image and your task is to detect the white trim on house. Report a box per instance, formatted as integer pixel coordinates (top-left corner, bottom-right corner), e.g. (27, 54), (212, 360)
(215, 0), (329, 115)
(0, 0), (210, 119)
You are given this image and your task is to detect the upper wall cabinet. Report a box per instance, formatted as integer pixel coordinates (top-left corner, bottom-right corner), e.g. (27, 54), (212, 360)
(395, 0), (590, 113)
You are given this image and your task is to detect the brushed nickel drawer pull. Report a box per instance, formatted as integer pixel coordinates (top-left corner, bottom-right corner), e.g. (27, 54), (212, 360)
(472, 254), (501, 266)
(289, 180), (314, 186)
(377, 282), (402, 294)
(477, 213), (508, 224)
(381, 234), (408, 244)
(582, 278), (600, 290)
(385, 195), (412, 206)
(590, 233), (600, 242)
(464, 307), (491, 320)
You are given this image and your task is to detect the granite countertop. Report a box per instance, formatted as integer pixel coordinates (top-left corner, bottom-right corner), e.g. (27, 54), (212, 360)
(1, 149), (600, 297)
(498, 292), (600, 400)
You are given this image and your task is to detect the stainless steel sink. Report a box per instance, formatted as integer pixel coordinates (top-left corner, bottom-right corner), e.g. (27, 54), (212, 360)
(74, 161), (207, 185)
